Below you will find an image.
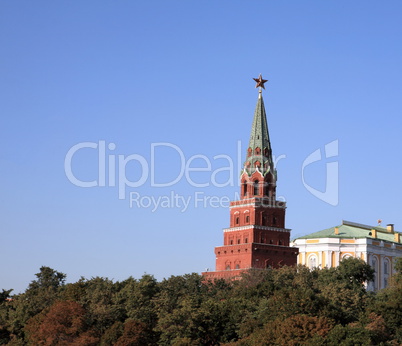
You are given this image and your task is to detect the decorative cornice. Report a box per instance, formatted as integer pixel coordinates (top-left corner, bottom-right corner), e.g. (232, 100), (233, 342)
(230, 197), (286, 209)
(223, 225), (291, 233)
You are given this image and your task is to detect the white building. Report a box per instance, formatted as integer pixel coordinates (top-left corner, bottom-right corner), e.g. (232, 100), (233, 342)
(292, 220), (402, 290)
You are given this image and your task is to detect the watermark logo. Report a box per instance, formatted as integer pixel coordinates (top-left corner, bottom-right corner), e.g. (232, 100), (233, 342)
(64, 140), (339, 210)
(301, 140), (339, 206)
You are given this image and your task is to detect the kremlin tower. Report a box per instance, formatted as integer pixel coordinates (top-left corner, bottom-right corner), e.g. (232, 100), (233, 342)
(203, 75), (298, 280)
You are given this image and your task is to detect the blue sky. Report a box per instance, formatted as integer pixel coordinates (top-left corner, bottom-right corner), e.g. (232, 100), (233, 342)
(1, 1), (402, 293)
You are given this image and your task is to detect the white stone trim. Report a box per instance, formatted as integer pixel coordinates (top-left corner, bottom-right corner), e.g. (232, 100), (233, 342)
(223, 225), (291, 233)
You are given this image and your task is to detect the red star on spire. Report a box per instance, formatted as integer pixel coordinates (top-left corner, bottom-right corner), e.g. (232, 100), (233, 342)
(253, 74), (268, 89)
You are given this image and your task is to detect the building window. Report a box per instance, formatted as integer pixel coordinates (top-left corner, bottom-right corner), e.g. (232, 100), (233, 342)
(226, 265), (230, 271)
(235, 264), (240, 269)
(237, 239), (240, 244)
(242, 181), (247, 196)
(372, 256), (378, 291)
(383, 258), (391, 289)
(308, 256), (317, 269)
(246, 215), (250, 223)
(245, 238), (248, 243)
(235, 217), (239, 225)
(230, 240), (233, 245)
(253, 180), (259, 195)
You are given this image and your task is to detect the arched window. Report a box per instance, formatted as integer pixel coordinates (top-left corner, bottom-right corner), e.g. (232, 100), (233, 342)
(245, 215), (250, 223)
(245, 238), (248, 243)
(226, 265), (231, 271)
(235, 217), (239, 225)
(253, 180), (259, 195)
(308, 255), (317, 269)
(235, 264), (240, 269)
(237, 239), (240, 244)
(273, 216), (277, 225)
(230, 240), (233, 245)
(242, 181), (247, 196)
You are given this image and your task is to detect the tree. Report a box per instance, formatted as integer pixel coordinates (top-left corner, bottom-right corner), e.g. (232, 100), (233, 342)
(336, 257), (374, 288)
(324, 324), (372, 345)
(5, 267), (66, 342)
(116, 274), (159, 326)
(25, 300), (98, 345)
(114, 319), (154, 346)
(79, 277), (124, 335)
(315, 259), (374, 324)
(0, 289), (13, 344)
(28, 266), (66, 291)
(244, 315), (334, 345)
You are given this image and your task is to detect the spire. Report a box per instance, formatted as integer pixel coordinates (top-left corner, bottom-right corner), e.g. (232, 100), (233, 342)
(244, 75), (275, 177)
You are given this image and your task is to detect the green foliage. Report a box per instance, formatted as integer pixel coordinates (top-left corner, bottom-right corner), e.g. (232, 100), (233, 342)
(77, 277), (124, 335)
(1, 262), (401, 345)
(2, 267), (67, 343)
(394, 257), (402, 274)
(244, 314), (334, 345)
(100, 321), (124, 346)
(0, 289), (13, 302)
(28, 266), (66, 291)
(324, 324), (372, 345)
(336, 257), (375, 287)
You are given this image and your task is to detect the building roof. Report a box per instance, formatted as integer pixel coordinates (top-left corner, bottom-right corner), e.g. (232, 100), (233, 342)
(294, 220), (401, 244)
(244, 91), (276, 177)
(248, 92), (271, 155)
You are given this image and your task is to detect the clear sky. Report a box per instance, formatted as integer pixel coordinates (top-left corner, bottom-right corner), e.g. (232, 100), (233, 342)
(1, 1), (402, 293)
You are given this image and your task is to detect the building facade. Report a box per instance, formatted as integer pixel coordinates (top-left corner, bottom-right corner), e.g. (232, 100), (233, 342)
(293, 220), (402, 290)
(203, 77), (298, 280)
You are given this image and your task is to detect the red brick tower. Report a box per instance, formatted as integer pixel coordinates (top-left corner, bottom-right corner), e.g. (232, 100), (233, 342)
(203, 75), (298, 280)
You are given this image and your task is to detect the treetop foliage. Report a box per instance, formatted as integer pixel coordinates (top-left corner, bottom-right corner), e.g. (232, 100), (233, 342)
(0, 257), (401, 345)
